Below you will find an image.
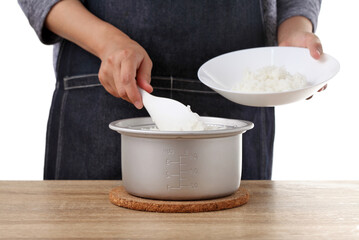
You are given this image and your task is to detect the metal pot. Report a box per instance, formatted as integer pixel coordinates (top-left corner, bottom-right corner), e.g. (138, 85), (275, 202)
(109, 117), (253, 200)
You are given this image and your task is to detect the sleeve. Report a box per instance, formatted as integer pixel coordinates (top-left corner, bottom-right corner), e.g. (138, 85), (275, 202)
(18, 0), (62, 44)
(277, 0), (322, 32)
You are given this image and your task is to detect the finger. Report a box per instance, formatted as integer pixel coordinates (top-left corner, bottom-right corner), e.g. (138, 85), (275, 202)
(317, 84), (328, 92)
(113, 67), (131, 103)
(306, 95), (313, 100)
(111, 58), (133, 103)
(136, 56), (153, 93)
(116, 87), (131, 103)
(307, 35), (323, 60)
(103, 82), (119, 97)
(98, 63), (120, 98)
(118, 58), (143, 109)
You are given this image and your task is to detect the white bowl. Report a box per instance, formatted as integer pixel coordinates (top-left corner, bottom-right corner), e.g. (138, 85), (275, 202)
(197, 47), (340, 107)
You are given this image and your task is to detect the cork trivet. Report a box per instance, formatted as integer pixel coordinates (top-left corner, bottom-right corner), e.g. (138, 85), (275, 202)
(109, 186), (249, 213)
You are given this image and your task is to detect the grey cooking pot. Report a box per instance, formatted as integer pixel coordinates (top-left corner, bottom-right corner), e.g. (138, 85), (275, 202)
(109, 117), (253, 200)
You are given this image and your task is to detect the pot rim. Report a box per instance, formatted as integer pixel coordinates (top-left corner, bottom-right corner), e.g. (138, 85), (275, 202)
(109, 116), (254, 139)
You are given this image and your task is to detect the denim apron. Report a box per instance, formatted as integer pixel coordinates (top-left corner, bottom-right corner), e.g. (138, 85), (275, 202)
(45, 0), (274, 180)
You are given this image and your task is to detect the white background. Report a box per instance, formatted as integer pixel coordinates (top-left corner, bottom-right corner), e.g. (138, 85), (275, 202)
(0, 1), (358, 180)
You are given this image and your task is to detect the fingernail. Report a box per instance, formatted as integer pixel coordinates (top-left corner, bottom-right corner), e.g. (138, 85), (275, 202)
(316, 48), (322, 56)
(134, 101), (143, 109)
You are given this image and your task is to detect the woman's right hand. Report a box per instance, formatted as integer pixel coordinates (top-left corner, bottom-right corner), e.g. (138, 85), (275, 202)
(45, 0), (153, 109)
(98, 35), (153, 109)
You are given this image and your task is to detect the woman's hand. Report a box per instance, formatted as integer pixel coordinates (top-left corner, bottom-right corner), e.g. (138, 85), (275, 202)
(45, 0), (153, 109)
(277, 16), (326, 96)
(98, 35), (153, 109)
(277, 16), (323, 59)
(279, 30), (323, 60)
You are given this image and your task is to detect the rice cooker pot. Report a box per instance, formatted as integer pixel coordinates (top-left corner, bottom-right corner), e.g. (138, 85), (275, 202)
(109, 117), (253, 200)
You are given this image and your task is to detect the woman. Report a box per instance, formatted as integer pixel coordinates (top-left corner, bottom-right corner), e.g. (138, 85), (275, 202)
(18, 0), (322, 180)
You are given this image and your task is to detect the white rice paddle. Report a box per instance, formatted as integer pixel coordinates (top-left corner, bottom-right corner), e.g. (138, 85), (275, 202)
(138, 88), (205, 131)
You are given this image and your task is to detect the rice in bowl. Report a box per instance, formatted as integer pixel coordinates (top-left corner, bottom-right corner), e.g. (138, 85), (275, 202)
(232, 66), (308, 93)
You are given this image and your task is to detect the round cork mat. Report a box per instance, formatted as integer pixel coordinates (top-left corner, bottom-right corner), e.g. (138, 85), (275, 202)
(109, 186), (249, 213)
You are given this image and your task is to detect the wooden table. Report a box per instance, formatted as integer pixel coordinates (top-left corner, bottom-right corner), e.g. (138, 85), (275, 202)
(1, 181), (358, 239)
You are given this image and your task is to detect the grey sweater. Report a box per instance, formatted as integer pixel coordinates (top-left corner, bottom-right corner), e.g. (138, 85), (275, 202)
(18, 0), (321, 63)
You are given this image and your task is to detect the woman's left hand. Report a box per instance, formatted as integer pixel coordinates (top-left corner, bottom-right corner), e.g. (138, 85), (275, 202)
(279, 30), (323, 59)
(277, 16), (326, 98)
(277, 16), (323, 59)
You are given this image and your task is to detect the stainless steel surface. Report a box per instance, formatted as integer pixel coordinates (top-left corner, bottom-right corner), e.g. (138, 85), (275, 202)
(109, 117), (253, 200)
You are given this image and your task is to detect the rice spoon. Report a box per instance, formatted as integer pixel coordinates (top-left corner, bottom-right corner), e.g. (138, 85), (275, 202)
(138, 88), (205, 131)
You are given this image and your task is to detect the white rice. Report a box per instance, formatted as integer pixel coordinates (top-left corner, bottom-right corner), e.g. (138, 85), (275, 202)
(232, 66), (308, 93)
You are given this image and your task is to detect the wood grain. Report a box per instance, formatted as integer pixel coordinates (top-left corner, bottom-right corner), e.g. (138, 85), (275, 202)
(1, 181), (359, 239)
